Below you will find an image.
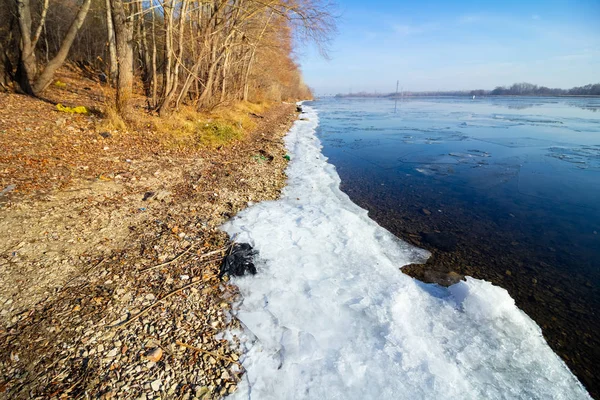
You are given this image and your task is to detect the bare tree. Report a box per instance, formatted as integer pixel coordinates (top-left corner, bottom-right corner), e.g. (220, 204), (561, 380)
(15, 0), (93, 95)
(110, 0), (134, 117)
(4, 0), (335, 114)
(105, 0), (118, 84)
(0, 41), (11, 90)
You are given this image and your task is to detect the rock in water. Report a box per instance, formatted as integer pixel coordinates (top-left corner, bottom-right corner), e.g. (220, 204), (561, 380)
(420, 231), (457, 252)
(220, 243), (257, 278)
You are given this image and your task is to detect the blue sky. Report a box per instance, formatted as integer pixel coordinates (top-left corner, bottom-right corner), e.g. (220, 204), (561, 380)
(298, 0), (600, 95)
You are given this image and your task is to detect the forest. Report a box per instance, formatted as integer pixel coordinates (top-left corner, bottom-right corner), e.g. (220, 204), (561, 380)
(336, 82), (600, 98)
(0, 0), (335, 117)
(487, 82), (600, 96)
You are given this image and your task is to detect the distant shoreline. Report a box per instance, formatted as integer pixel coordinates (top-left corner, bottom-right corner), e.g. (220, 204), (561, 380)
(333, 94), (600, 99)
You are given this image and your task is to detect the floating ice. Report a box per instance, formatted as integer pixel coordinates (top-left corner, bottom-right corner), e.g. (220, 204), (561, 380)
(222, 105), (590, 400)
(547, 146), (600, 170)
(448, 151), (491, 164)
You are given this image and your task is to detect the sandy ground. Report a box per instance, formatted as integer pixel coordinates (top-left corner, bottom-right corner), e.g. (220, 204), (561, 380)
(0, 75), (298, 398)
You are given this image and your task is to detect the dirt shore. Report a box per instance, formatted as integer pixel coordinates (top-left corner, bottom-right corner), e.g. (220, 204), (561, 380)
(0, 81), (298, 398)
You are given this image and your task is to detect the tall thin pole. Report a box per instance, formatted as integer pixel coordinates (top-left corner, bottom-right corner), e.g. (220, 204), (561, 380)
(394, 80), (399, 113)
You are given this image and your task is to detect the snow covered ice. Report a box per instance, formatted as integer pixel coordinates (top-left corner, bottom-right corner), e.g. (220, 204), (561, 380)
(221, 105), (590, 399)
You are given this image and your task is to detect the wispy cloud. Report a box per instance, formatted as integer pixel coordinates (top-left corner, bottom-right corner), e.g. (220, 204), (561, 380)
(392, 23), (438, 36)
(532, 14), (541, 20)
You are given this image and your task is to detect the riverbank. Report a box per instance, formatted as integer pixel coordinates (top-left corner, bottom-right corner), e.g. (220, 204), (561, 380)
(0, 75), (298, 398)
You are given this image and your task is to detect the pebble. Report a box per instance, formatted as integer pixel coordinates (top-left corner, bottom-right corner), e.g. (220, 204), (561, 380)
(151, 379), (162, 391)
(107, 348), (119, 357)
(196, 386), (209, 398)
(144, 347), (163, 362)
(168, 383), (178, 395)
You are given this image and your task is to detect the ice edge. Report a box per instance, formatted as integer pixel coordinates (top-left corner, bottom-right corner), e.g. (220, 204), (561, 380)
(221, 103), (590, 400)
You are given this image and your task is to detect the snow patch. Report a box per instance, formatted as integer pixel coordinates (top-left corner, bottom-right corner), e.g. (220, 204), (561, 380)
(222, 105), (590, 399)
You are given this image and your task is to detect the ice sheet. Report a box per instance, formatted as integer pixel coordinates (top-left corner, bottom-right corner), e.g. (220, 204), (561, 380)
(221, 105), (590, 400)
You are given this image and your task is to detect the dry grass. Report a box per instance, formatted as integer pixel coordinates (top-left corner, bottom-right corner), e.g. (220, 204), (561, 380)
(98, 104), (128, 132)
(133, 101), (272, 150)
(39, 67), (271, 151)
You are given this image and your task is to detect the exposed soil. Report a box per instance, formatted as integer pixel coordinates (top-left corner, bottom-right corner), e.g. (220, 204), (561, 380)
(0, 72), (298, 398)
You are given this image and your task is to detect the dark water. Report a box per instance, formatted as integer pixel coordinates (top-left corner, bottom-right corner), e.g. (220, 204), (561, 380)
(309, 96), (600, 396)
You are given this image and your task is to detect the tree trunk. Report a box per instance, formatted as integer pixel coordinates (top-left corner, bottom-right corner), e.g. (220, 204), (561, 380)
(220, 47), (230, 102)
(150, 7), (157, 108)
(158, 0), (188, 115)
(198, 35), (221, 108)
(15, 0), (36, 94)
(105, 0), (118, 85)
(111, 0), (134, 118)
(31, 0), (49, 50)
(31, 0), (92, 94)
(0, 41), (11, 90)
(138, 1), (151, 97)
(175, 60), (201, 109)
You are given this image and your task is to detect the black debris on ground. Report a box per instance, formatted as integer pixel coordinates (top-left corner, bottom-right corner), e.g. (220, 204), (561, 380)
(220, 243), (257, 278)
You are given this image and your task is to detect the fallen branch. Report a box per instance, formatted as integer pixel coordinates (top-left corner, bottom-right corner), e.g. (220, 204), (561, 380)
(110, 278), (204, 329)
(58, 258), (106, 294)
(175, 341), (240, 366)
(140, 243), (197, 273)
(140, 245), (227, 273)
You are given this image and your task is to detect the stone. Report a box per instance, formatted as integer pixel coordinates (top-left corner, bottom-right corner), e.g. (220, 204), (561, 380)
(420, 232), (457, 252)
(196, 386), (209, 398)
(107, 348), (119, 358)
(151, 379), (162, 391)
(144, 347), (163, 362)
(168, 383), (178, 395)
